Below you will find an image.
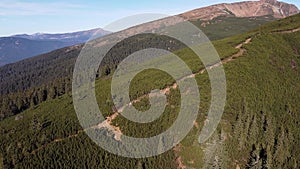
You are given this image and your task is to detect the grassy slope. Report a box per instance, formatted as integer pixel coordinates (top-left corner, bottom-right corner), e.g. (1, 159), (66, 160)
(192, 15), (276, 40)
(0, 14), (299, 168)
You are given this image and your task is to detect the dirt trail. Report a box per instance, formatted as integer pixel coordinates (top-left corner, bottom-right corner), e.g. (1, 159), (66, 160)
(176, 156), (187, 169)
(205, 38), (251, 71)
(112, 37), (252, 117)
(27, 37), (252, 156)
(173, 144), (187, 169)
(92, 112), (122, 141)
(273, 27), (300, 34)
(30, 131), (83, 154)
(26, 28), (299, 157)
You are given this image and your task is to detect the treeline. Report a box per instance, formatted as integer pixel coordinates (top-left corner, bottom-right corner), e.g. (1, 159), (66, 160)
(0, 34), (187, 95)
(0, 78), (71, 120)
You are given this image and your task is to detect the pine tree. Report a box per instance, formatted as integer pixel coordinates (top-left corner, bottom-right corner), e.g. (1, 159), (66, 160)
(248, 114), (259, 144)
(273, 126), (286, 167)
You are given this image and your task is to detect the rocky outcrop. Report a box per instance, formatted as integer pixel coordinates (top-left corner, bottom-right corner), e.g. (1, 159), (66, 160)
(180, 0), (299, 20)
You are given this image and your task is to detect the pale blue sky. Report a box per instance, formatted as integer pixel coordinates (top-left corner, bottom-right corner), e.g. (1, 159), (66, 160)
(0, 0), (299, 36)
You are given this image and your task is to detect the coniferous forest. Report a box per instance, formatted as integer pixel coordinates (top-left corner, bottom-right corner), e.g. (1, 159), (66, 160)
(0, 11), (300, 169)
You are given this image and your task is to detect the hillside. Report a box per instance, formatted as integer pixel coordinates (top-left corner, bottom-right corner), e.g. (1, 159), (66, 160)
(192, 15), (276, 40)
(0, 14), (299, 168)
(0, 10), (290, 95)
(0, 9), (299, 123)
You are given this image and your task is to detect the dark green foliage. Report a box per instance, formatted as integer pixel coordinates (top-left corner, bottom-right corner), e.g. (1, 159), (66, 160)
(0, 14), (276, 121)
(0, 88), (178, 169)
(0, 14), (300, 168)
(222, 31), (300, 168)
(0, 78), (72, 120)
(191, 15), (276, 40)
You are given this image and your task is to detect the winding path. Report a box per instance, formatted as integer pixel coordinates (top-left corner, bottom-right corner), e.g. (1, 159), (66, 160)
(27, 36), (252, 156)
(27, 27), (300, 158)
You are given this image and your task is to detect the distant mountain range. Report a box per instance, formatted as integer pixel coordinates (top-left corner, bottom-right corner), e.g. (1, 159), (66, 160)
(0, 0), (298, 67)
(0, 28), (110, 66)
(12, 28), (110, 44)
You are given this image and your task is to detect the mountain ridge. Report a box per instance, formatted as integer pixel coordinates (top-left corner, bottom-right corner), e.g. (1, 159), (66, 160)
(12, 28), (110, 43)
(180, 0), (299, 20)
(0, 28), (110, 66)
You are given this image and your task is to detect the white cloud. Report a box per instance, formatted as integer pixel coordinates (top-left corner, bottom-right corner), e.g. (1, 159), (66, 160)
(0, 0), (86, 16)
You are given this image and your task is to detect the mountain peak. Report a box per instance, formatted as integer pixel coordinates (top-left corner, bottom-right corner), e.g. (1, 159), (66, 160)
(181, 0), (299, 21)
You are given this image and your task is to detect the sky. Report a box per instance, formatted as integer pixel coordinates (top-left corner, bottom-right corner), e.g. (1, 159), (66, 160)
(0, 0), (299, 36)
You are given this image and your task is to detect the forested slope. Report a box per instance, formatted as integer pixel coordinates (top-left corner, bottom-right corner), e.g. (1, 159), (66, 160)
(0, 14), (299, 168)
(0, 15), (276, 121)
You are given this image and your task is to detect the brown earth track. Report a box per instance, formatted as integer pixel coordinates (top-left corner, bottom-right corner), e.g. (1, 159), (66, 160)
(26, 27), (300, 158)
